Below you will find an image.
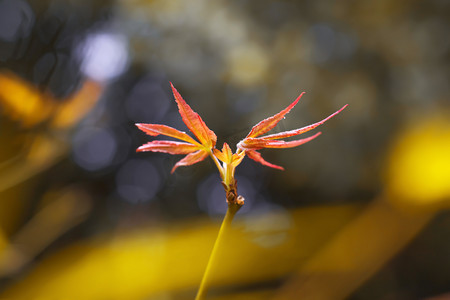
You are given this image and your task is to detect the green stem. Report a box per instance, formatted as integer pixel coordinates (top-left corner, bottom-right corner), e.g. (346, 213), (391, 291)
(195, 202), (241, 300)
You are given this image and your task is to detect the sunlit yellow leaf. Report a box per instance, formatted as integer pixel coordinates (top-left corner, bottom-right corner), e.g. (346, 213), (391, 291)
(0, 230), (8, 252)
(0, 187), (91, 277)
(274, 198), (434, 300)
(0, 72), (54, 127)
(51, 80), (103, 129)
(0, 71), (103, 129)
(1, 205), (361, 300)
(0, 135), (67, 192)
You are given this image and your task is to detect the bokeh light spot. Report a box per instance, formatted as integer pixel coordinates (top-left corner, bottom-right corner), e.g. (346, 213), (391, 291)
(78, 32), (129, 82)
(125, 77), (170, 122)
(308, 23), (336, 64)
(226, 43), (269, 87)
(116, 159), (161, 203)
(72, 127), (117, 171)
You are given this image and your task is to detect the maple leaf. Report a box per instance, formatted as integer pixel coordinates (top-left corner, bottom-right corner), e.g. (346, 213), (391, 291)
(237, 93), (348, 170)
(213, 143), (245, 168)
(213, 143), (245, 182)
(136, 83), (217, 173)
(136, 83), (347, 207)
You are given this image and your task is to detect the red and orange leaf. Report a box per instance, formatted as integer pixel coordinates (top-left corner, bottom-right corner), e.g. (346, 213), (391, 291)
(212, 148), (225, 162)
(231, 152), (245, 167)
(171, 150), (209, 173)
(136, 123), (199, 145)
(243, 132), (321, 149)
(137, 141), (199, 154)
(246, 92), (305, 138)
(222, 143), (233, 159)
(170, 83), (217, 147)
(213, 143), (233, 163)
(263, 104), (348, 140)
(212, 149), (226, 163)
(246, 150), (284, 170)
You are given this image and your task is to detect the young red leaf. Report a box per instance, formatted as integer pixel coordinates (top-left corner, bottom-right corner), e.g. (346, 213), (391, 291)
(170, 82), (217, 147)
(137, 140), (200, 154)
(238, 94), (347, 170)
(246, 150), (284, 170)
(246, 92), (305, 138)
(241, 132), (321, 150)
(213, 143), (233, 164)
(230, 152), (245, 167)
(262, 104), (348, 140)
(212, 148), (225, 162)
(136, 123), (200, 145)
(171, 150), (209, 173)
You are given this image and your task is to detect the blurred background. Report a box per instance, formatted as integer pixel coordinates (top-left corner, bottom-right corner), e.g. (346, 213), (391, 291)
(0, 0), (449, 299)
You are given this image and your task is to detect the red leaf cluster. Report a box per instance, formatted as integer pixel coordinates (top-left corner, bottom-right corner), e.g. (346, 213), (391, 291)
(136, 83), (347, 173)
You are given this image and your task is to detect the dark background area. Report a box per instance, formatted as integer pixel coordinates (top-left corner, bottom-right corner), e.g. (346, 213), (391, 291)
(0, 0), (449, 299)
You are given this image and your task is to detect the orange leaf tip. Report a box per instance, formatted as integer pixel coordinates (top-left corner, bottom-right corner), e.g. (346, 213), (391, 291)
(246, 92), (305, 138)
(171, 150), (209, 173)
(136, 123), (200, 145)
(246, 150), (284, 170)
(239, 132), (321, 150)
(169, 82), (217, 148)
(237, 101), (347, 169)
(135, 82), (220, 173)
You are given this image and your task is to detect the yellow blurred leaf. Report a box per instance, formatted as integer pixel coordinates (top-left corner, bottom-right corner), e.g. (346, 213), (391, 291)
(1, 205), (361, 300)
(274, 198), (434, 300)
(51, 80), (103, 129)
(0, 230), (8, 252)
(0, 187), (91, 277)
(0, 71), (54, 127)
(0, 134), (67, 192)
(0, 70), (103, 129)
